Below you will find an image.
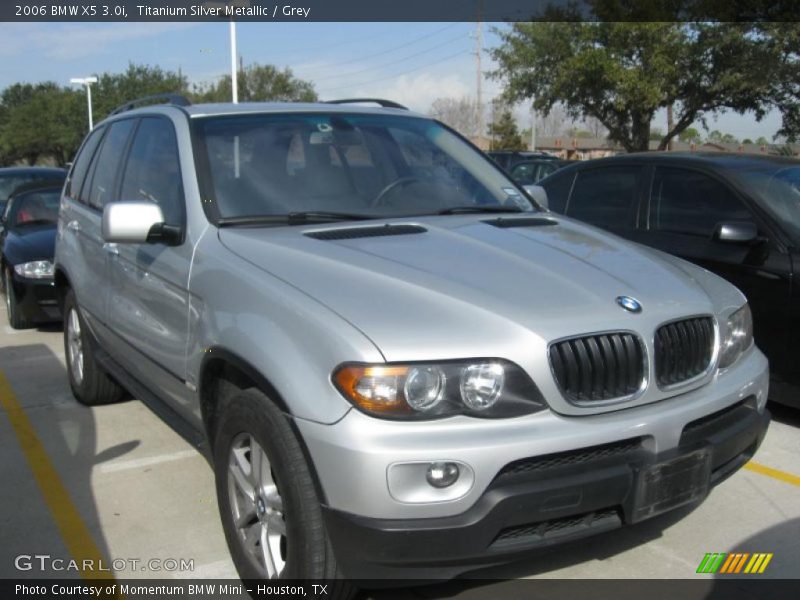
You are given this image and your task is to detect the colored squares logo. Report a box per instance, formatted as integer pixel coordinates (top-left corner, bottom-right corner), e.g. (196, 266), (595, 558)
(697, 552), (773, 574)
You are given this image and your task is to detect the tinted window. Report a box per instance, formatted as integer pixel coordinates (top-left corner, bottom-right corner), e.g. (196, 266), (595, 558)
(196, 114), (532, 219)
(65, 126), (105, 201)
(566, 166), (641, 227)
(540, 170), (575, 213)
(736, 165), (800, 244)
(650, 167), (752, 237)
(120, 118), (184, 224)
(86, 119), (136, 210)
(6, 190), (61, 228)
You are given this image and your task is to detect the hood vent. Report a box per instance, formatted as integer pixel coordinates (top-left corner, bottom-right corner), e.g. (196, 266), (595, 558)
(485, 217), (558, 229)
(305, 224), (427, 241)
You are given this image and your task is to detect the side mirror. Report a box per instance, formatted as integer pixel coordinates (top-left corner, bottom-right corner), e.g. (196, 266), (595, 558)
(102, 201), (167, 244)
(713, 221), (759, 244)
(523, 184), (549, 210)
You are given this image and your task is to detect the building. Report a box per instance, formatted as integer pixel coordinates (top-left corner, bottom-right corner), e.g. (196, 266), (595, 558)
(531, 137), (800, 160)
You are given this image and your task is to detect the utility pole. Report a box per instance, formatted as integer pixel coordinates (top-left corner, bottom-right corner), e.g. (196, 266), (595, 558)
(530, 100), (536, 151)
(667, 103), (674, 151)
(475, 20), (483, 145)
(69, 77), (98, 131)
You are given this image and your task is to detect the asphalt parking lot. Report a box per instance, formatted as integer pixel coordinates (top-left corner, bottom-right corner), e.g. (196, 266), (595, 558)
(0, 311), (798, 593)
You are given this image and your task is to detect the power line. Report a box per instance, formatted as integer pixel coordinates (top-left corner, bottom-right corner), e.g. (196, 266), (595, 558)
(261, 25), (402, 59)
(307, 32), (467, 84)
(294, 23), (460, 75)
(318, 50), (467, 96)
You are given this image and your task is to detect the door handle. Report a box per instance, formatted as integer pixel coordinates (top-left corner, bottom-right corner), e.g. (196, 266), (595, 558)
(103, 243), (119, 256)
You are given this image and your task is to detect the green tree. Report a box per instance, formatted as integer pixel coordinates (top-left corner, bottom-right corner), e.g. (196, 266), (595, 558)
(649, 127), (664, 141)
(489, 105), (525, 150)
(678, 127), (702, 143)
(193, 63), (316, 103)
(92, 63), (189, 122)
(0, 83), (85, 166)
(706, 130), (738, 144)
(742, 138), (754, 144)
(491, 22), (798, 152)
(756, 136), (770, 145)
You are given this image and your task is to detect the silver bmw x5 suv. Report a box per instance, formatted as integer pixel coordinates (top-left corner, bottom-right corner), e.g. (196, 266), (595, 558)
(54, 96), (770, 590)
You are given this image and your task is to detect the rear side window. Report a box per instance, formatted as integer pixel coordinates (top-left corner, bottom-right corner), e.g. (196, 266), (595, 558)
(85, 119), (136, 210)
(540, 170), (575, 213)
(566, 166), (641, 227)
(120, 117), (184, 225)
(650, 167), (752, 237)
(65, 126), (105, 201)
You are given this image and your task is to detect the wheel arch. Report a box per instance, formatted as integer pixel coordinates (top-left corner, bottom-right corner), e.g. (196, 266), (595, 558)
(198, 347), (329, 503)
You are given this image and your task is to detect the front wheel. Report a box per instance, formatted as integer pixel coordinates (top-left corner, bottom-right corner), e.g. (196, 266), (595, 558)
(213, 388), (354, 597)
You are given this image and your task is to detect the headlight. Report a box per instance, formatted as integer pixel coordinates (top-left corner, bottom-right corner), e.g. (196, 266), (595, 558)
(14, 260), (54, 279)
(718, 304), (754, 369)
(333, 360), (545, 420)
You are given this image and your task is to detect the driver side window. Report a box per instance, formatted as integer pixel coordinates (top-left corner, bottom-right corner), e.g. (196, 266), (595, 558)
(120, 117), (184, 225)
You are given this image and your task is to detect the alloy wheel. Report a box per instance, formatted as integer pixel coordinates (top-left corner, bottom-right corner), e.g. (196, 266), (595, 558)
(227, 433), (287, 578)
(66, 308), (84, 386)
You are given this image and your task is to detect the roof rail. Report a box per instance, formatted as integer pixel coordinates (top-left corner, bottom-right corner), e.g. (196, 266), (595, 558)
(324, 98), (409, 110)
(109, 93), (192, 116)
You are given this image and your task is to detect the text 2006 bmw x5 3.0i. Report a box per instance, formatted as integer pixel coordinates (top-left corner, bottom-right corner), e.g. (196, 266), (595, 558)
(54, 97), (769, 591)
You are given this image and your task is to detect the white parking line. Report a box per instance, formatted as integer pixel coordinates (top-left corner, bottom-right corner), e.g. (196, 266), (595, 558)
(98, 449), (200, 474)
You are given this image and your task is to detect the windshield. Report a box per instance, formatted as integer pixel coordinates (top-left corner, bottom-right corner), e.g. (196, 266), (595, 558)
(5, 189), (61, 229)
(735, 165), (800, 243)
(194, 113), (533, 221)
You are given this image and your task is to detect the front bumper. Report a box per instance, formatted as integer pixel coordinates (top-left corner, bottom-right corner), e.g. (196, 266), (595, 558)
(324, 397), (769, 580)
(295, 347), (769, 579)
(7, 272), (60, 323)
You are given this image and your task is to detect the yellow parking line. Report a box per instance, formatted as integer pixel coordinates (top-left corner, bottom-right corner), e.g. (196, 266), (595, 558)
(745, 461), (800, 487)
(0, 371), (113, 581)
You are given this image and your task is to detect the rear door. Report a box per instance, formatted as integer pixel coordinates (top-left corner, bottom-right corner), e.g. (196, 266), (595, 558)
(561, 164), (645, 238)
(59, 119), (135, 328)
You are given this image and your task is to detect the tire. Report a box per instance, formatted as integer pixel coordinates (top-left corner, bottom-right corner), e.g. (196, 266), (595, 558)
(213, 387), (355, 598)
(5, 268), (31, 329)
(63, 289), (124, 406)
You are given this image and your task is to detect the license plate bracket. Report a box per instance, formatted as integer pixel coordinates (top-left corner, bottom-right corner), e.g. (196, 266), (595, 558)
(632, 448), (712, 523)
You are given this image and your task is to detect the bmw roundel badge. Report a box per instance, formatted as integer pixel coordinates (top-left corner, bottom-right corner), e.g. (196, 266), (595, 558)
(616, 296), (642, 313)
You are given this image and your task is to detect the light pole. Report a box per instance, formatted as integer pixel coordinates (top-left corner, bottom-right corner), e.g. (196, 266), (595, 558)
(203, 0), (250, 103)
(70, 77), (98, 130)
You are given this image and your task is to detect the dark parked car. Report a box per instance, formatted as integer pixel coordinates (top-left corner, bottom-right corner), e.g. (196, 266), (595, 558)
(509, 158), (570, 186)
(1, 179), (65, 328)
(487, 150), (559, 171)
(0, 166), (67, 214)
(535, 152), (800, 407)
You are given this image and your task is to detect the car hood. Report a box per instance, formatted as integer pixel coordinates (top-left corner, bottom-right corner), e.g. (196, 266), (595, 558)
(218, 214), (742, 364)
(3, 224), (56, 263)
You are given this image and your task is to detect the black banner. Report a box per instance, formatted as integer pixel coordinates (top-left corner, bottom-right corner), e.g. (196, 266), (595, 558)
(3, 579), (800, 600)
(2, 0), (800, 23)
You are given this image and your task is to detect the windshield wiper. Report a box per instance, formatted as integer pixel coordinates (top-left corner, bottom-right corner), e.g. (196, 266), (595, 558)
(217, 211), (376, 227)
(437, 205), (524, 215)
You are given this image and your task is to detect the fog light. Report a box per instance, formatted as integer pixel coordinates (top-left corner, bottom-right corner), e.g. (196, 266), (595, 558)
(426, 462), (460, 488)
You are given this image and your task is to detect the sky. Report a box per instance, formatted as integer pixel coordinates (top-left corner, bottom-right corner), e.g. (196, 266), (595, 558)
(0, 21), (784, 141)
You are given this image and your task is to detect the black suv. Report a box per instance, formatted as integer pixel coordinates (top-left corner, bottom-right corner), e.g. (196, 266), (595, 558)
(537, 152), (800, 408)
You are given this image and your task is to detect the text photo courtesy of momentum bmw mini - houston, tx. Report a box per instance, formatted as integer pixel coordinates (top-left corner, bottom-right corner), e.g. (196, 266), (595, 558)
(0, 2), (799, 599)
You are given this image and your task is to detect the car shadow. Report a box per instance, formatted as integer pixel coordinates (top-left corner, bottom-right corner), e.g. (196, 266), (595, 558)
(0, 342), (138, 579)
